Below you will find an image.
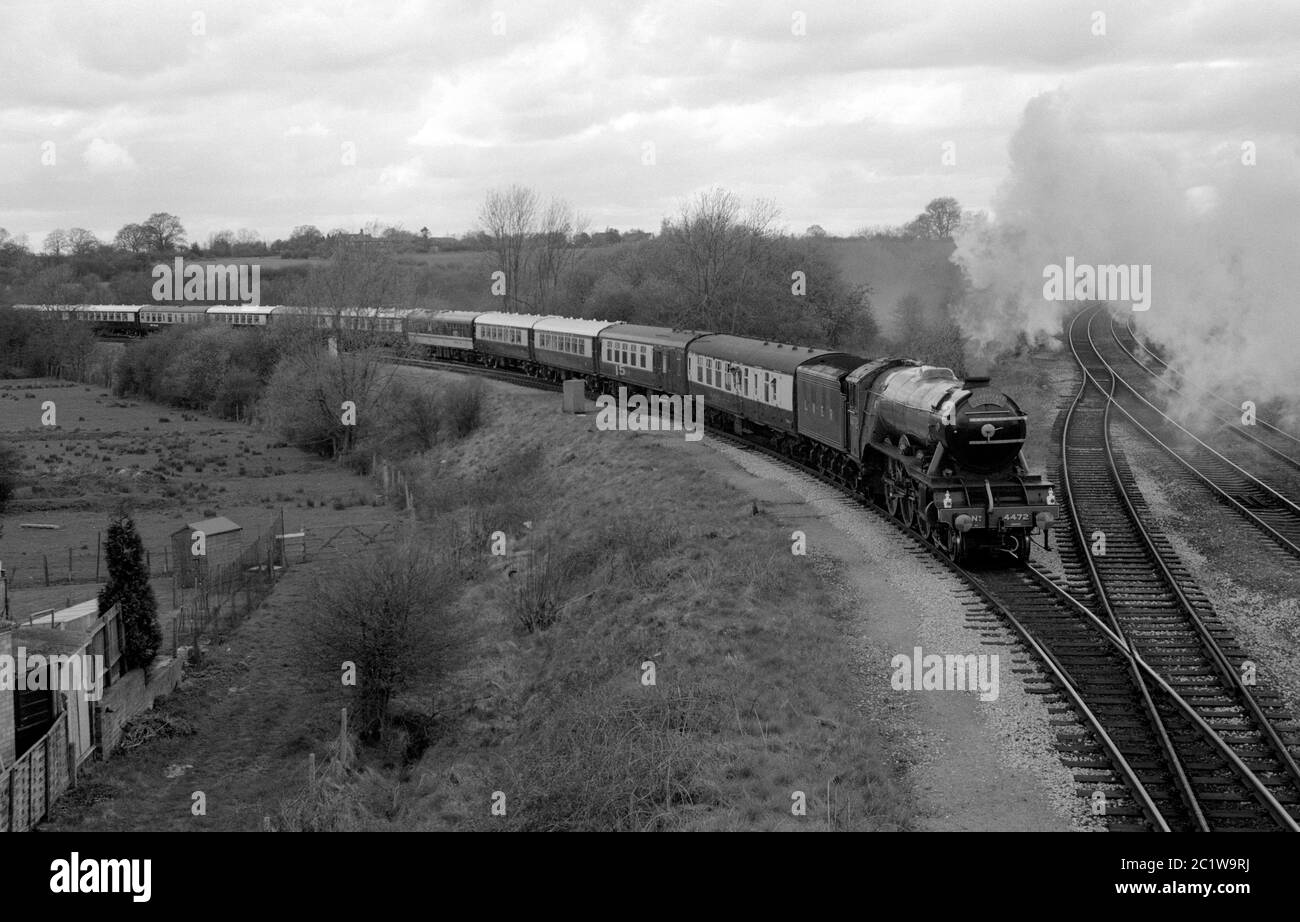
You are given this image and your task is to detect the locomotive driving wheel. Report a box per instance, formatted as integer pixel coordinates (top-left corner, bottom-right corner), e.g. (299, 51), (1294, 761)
(900, 485), (917, 529)
(917, 504), (934, 541)
(884, 464), (901, 518)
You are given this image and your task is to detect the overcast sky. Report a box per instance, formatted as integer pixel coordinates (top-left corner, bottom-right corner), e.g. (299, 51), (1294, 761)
(2, 0), (1297, 247)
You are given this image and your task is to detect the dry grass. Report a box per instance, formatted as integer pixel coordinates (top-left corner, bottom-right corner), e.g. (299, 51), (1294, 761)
(268, 371), (914, 831)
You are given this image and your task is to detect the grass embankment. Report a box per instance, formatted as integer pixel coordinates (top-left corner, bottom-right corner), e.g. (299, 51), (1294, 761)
(283, 371), (912, 831)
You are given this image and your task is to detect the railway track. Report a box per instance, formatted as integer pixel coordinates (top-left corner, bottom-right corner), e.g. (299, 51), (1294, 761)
(1060, 309), (1300, 829)
(1120, 316), (1300, 469)
(388, 345), (1300, 829)
(1076, 308), (1300, 557)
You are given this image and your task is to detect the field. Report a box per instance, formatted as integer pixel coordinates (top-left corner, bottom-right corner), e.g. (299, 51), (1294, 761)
(0, 377), (396, 619)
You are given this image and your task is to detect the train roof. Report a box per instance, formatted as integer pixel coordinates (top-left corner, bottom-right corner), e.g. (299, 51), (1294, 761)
(271, 305), (409, 314)
(599, 324), (709, 348)
(798, 353), (873, 384)
(474, 311), (553, 329)
(140, 303), (210, 313)
(79, 304), (143, 313)
(533, 316), (621, 337)
(690, 334), (851, 375)
(406, 309), (483, 323)
(206, 304), (277, 314)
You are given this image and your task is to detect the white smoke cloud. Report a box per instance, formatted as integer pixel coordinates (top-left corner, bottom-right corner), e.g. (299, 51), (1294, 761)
(951, 90), (1300, 426)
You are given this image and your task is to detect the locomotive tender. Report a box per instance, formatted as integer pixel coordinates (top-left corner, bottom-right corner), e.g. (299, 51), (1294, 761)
(10, 302), (1055, 562)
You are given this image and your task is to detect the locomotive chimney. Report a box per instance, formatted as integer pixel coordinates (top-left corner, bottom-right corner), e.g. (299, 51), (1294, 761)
(963, 375), (991, 388)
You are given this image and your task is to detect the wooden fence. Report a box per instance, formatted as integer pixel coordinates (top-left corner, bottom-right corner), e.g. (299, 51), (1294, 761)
(1, 711), (72, 832)
(4, 539), (176, 589)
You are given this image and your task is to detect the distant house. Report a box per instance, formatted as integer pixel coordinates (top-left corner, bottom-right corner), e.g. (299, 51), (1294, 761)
(333, 230), (395, 253)
(170, 516), (243, 588)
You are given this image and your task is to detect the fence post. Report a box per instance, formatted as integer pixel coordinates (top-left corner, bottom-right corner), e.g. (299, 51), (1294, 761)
(43, 555), (50, 587)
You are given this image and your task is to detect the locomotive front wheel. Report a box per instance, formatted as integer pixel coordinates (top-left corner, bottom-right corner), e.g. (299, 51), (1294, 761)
(947, 528), (967, 564)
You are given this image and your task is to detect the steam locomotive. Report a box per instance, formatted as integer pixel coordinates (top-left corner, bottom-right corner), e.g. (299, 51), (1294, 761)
(11, 303), (1057, 562)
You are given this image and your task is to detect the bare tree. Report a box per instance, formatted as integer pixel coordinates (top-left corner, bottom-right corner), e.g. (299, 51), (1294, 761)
(261, 346), (395, 458)
(660, 188), (781, 331)
(904, 197), (962, 240)
(43, 228), (68, 256)
(141, 212), (187, 252)
(529, 197), (588, 313)
(113, 223), (150, 253)
(65, 227), (99, 255)
(479, 184), (539, 312)
(285, 247), (415, 348)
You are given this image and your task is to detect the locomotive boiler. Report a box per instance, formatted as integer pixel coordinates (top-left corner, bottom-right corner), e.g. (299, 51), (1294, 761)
(847, 360), (1055, 561)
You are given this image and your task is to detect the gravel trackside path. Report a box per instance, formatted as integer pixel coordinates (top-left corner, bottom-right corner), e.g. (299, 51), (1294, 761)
(699, 440), (1101, 832)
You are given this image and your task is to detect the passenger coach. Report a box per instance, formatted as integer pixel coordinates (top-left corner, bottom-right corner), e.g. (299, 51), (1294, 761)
(406, 309), (480, 359)
(207, 305), (276, 326)
(474, 312), (550, 368)
(140, 305), (210, 328)
(77, 305), (144, 334)
(687, 335), (852, 438)
(597, 325), (705, 396)
(532, 317), (619, 382)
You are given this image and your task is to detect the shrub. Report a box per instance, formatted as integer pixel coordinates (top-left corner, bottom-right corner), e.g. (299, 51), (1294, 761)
(302, 539), (465, 741)
(0, 440), (21, 511)
(440, 378), (485, 439)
